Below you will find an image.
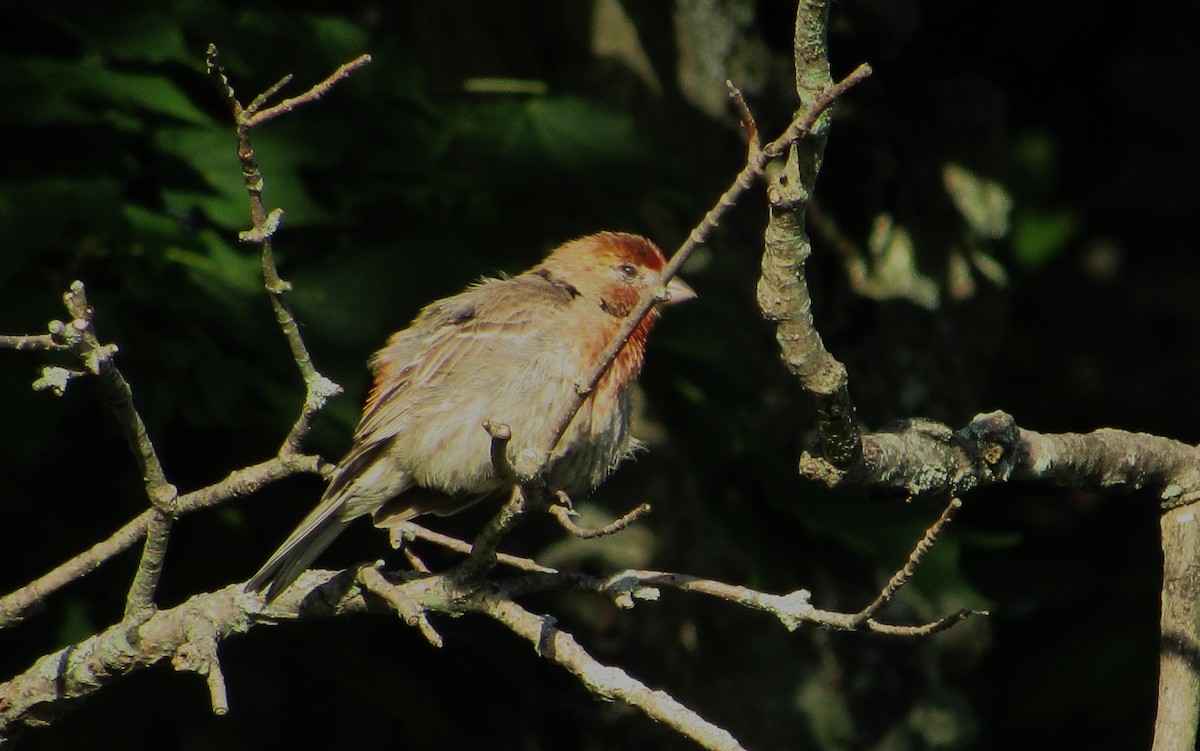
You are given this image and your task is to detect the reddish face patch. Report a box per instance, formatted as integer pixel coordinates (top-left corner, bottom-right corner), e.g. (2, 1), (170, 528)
(548, 232), (666, 274)
(590, 232), (666, 272)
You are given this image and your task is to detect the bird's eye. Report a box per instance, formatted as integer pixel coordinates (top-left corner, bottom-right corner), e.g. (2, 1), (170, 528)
(617, 263), (638, 278)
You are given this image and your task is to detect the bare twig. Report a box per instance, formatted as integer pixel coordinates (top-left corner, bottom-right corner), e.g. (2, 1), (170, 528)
(757, 0), (864, 476)
(1, 552), (981, 742)
(246, 74), (293, 114)
(172, 618), (230, 715)
(453, 485), (542, 582)
(482, 419), (522, 483)
(0, 577), (363, 739)
(851, 498), (964, 627)
(125, 514), (173, 619)
(205, 44), (356, 458)
(401, 546), (432, 573)
(246, 55), (372, 126)
(0, 332), (66, 352)
(726, 80), (761, 160)
(493, 568), (984, 637)
(548, 495), (652, 539)
(29, 281), (180, 620)
(538, 62), (872, 470)
(593, 570), (984, 636)
(474, 594), (749, 751)
(396, 523), (557, 574)
(0, 454), (324, 629)
(358, 566), (444, 648)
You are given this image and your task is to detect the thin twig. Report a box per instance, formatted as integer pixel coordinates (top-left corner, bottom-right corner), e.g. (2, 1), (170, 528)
(851, 497), (964, 627)
(474, 593), (749, 751)
(725, 80), (760, 160)
(205, 45), (358, 460)
(398, 523), (557, 574)
(0, 332), (66, 352)
(0, 454), (324, 629)
(453, 485), (540, 581)
(247, 55), (372, 126)
(494, 568), (984, 637)
(42, 282), (180, 619)
(402, 547), (432, 574)
(172, 619), (229, 715)
(246, 73), (293, 114)
(548, 497), (652, 539)
(538, 63), (872, 466)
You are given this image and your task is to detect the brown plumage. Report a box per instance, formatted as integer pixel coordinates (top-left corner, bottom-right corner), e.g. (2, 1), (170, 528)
(246, 232), (695, 600)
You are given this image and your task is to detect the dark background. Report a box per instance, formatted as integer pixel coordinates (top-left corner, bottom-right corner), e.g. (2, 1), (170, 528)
(1, 1), (1196, 749)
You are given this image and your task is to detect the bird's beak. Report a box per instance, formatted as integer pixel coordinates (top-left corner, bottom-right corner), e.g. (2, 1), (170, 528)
(661, 276), (697, 306)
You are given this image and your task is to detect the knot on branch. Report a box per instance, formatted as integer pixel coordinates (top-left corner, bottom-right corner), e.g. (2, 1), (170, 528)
(32, 366), (85, 396)
(845, 412), (1019, 498)
(173, 618), (228, 715)
(238, 208), (284, 245)
(358, 565), (444, 648)
(46, 282), (121, 376)
(954, 410), (1020, 483)
(482, 420), (546, 483)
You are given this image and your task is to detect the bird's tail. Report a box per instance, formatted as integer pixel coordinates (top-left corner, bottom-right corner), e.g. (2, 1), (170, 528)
(245, 497), (352, 602)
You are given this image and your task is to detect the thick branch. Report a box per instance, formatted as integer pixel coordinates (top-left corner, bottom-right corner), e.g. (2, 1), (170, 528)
(757, 0), (863, 473)
(1152, 505), (1200, 751)
(807, 410), (1200, 506)
(2, 545), (981, 741)
(0, 576), (367, 741)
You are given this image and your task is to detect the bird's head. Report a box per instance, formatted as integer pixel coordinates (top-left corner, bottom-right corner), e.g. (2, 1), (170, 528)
(539, 232), (696, 319)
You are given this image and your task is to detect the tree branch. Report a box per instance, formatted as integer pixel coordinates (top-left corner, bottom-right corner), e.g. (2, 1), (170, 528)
(473, 594), (749, 751)
(4, 282), (181, 620)
(0, 454), (324, 629)
(538, 61), (871, 469)
(1153, 505), (1200, 751)
(1, 543), (981, 742)
(850, 498), (965, 627)
(548, 493), (652, 539)
(205, 44), (355, 458)
(800, 410), (1200, 507)
(757, 0), (863, 473)
(392, 522), (558, 574)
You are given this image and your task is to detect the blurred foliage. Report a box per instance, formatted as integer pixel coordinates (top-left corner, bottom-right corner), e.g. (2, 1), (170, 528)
(1, 0), (1198, 750)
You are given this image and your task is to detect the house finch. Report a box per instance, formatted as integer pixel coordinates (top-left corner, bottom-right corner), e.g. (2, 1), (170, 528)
(246, 232), (695, 600)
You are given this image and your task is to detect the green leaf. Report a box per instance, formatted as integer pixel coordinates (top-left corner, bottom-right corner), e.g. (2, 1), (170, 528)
(307, 15), (370, 60)
(156, 125), (251, 228)
(461, 96), (638, 171)
(522, 97), (637, 168)
(1012, 209), (1078, 269)
(23, 58), (211, 125)
(164, 229), (261, 305)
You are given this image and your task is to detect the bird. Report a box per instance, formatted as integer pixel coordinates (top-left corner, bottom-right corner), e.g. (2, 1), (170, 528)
(245, 231), (695, 601)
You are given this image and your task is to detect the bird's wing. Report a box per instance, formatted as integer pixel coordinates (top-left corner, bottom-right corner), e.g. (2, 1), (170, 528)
(352, 272), (579, 448)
